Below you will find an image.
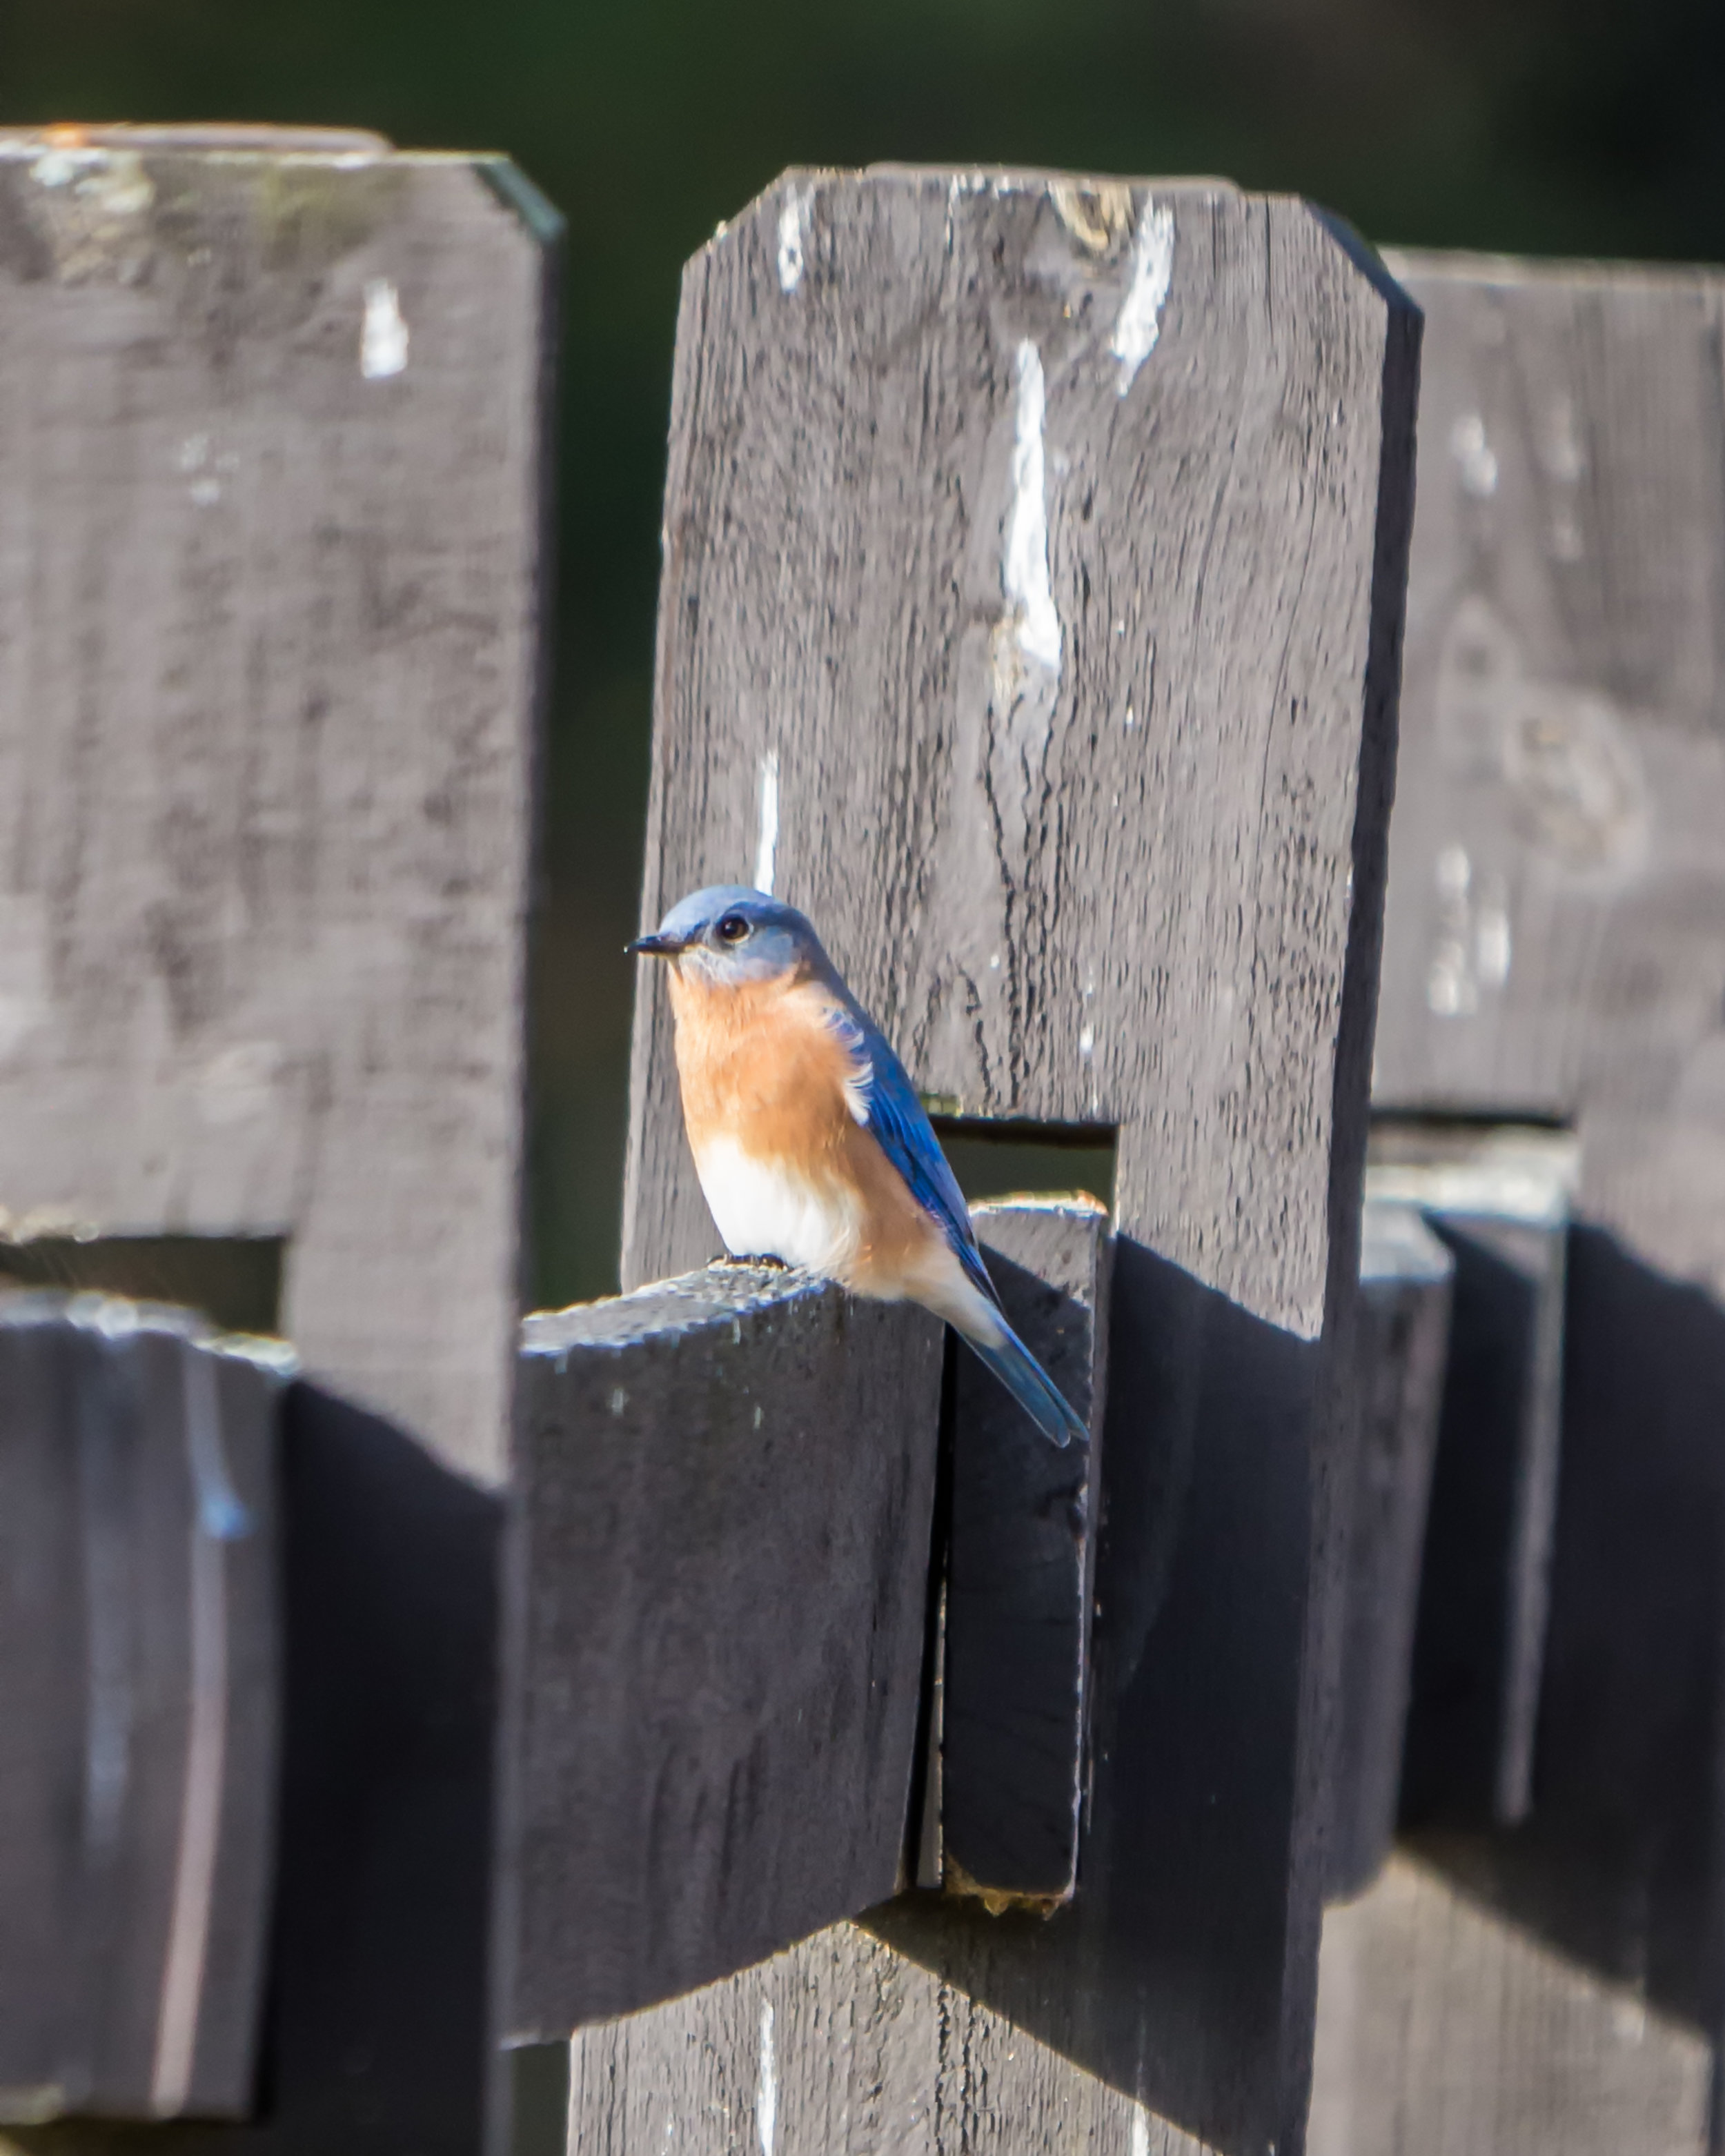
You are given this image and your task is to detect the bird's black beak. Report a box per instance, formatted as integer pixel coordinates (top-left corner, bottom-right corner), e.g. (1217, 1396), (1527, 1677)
(626, 933), (682, 958)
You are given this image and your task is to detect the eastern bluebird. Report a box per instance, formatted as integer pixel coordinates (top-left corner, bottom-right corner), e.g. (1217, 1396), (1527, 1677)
(630, 885), (1086, 1448)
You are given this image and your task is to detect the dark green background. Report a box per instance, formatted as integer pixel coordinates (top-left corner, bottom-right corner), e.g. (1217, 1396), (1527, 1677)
(7, 0), (1719, 1305)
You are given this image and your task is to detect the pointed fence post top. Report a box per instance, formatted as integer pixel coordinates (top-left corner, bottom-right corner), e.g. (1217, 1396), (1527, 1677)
(627, 164), (1419, 1340)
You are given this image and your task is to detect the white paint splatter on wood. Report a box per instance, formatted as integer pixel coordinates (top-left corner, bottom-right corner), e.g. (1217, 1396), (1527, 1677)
(29, 146), (90, 189)
(1540, 394), (1586, 484)
(176, 431), (241, 508)
(361, 278), (409, 379)
(756, 1999), (777, 2156)
(1110, 196), (1176, 394)
(195, 1041), (282, 1127)
(1449, 412), (1498, 497)
(777, 186), (813, 293)
(755, 750), (780, 894)
(1003, 339), (1061, 678)
(1427, 844), (1476, 1016)
(1475, 897), (1512, 986)
(1437, 842), (1470, 900)
(29, 144), (153, 216)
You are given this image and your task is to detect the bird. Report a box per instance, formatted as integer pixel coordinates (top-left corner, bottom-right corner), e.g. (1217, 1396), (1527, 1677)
(629, 884), (1086, 1447)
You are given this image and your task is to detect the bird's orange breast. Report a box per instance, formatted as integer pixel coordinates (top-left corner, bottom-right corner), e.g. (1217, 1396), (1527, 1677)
(667, 967), (858, 1171)
(664, 963), (942, 1291)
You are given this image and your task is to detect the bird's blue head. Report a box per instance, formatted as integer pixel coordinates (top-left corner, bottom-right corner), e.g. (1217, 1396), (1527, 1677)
(628, 885), (831, 989)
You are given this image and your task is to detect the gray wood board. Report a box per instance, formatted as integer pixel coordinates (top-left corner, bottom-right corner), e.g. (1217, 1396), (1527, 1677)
(504, 1263), (945, 2037)
(1311, 1852), (1711, 2156)
(618, 166), (1419, 2154)
(10, 1377), (506, 2156)
(1361, 253), (1725, 2112)
(942, 1197), (1111, 1907)
(1367, 1126), (1572, 1830)
(0, 129), (558, 1484)
(1371, 252), (1725, 1221)
(1521, 1227), (1725, 2030)
(0, 1297), (285, 2122)
(624, 166), (1412, 1343)
(1326, 1202), (1452, 1900)
(569, 1921), (1218, 2156)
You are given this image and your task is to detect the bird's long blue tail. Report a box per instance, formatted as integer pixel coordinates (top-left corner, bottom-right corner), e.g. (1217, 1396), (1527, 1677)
(963, 1321), (1087, 1448)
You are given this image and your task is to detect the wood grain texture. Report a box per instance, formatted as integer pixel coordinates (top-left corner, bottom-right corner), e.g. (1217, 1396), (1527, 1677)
(1340, 253), (1725, 2148)
(1326, 1201), (1452, 1901)
(569, 1921), (1217, 2156)
(943, 1198), (1110, 1908)
(0, 1296), (285, 2123)
(617, 165), (1419, 2155)
(625, 167), (1412, 1341)
(1310, 1853), (1711, 2156)
(0, 130), (558, 1483)
(11, 1378), (506, 2156)
(1371, 250), (1725, 1288)
(504, 1264), (945, 2037)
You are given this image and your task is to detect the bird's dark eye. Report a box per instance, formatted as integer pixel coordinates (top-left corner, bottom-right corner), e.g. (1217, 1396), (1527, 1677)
(716, 913), (749, 945)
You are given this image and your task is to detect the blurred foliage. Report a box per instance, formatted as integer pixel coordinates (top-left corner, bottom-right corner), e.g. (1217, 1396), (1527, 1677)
(4, 0), (1720, 1303)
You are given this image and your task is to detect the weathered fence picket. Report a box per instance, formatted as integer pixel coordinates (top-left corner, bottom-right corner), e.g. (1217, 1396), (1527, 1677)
(1368, 1122), (1574, 1829)
(0, 1299), (286, 2123)
(3, 1363), (509, 2156)
(940, 1196), (1111, 1909)
(1314, 247), (1725, 2155)
(598, 164), (1419, 2156)
(506, 1267), (945, 2034)
(0, 124), (558, 2153)
(1325, 1201), (1452, 1900)
(0, 121), (555, 1487)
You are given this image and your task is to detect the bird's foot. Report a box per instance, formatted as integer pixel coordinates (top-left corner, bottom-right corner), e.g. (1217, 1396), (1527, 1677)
(717, 1252), (790, 1271)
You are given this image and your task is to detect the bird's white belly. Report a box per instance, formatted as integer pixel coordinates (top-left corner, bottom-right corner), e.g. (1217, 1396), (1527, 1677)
(691, 1133), (861, 1276)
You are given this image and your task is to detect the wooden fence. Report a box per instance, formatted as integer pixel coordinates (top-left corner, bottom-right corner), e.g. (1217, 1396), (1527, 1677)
(2, 130), (1725, 2156)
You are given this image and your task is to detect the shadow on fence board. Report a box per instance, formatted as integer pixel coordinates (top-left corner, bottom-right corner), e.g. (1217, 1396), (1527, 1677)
(1366, 1123), (1574, 1832)
(1406, 1227), (1725, 2038)
(873, 1238), (1318, 2138)
(1325, 1200), (1452, 1901)
(939, 1198), (1112, 1911)
(0, 1302), (286, 2126)
(1319, 246), (1725, 2154)
(3, 1378), (502, 2156)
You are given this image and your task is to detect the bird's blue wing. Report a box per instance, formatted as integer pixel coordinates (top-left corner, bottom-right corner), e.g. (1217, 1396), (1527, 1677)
(826, 1002), (996, 1305)
(824, 996), (1085, 1448)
